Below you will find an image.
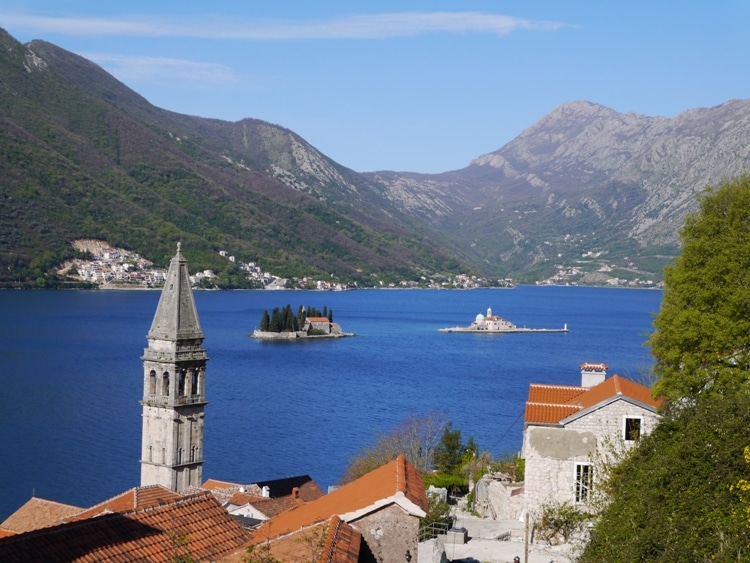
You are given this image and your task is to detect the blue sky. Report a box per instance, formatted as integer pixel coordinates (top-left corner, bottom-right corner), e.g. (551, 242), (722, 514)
(1, 2), (748, 173)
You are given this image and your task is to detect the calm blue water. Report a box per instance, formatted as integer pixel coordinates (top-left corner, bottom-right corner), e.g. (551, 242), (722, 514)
(0, 286), (661, 519)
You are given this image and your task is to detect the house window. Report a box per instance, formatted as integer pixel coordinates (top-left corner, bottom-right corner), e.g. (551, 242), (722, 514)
(575, 463), (593, 503)
(624, 417), (642, 441)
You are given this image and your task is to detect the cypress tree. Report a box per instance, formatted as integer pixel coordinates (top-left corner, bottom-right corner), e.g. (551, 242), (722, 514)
(260, 309), (270, 331)
(269, 307), (281, 332)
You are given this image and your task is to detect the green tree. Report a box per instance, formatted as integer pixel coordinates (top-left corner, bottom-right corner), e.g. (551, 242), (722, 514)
(432, 423), (465, 474)
(242, 543), (282, 563)
(260, 310), (270, 331)
(420, 490), (452, 531)
(649, 175), (750, 407)
(269, 307), (281, 332)
(579, 392), (750, 562)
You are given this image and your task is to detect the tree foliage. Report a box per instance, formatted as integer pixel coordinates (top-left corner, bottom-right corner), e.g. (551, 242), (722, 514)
(432, 423), (465, 474)
(259, 305), (333, 333)
(242, 543), (282, 563)
(340, 411), (448, 483)
(650, 175), (750, 406)
(579, 392), (750, 562)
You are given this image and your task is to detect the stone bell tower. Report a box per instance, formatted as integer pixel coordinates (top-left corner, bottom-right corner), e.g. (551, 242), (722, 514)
(140, 243), (208, 492)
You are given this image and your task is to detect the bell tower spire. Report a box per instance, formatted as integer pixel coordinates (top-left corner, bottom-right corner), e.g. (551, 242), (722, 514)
(140, 243), (208, 492)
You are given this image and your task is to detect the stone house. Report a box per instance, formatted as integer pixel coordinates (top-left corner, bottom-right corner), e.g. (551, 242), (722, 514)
(521, 363), (662, 516)
(249, 454), (428, 563)
(304, 315), (342, 335)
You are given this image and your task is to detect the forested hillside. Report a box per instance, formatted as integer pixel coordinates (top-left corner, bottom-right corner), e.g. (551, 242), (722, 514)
(0, 28), (471, 287)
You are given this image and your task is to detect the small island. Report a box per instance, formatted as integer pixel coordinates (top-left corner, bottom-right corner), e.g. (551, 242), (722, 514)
(439, 307), (568, 334)
(252, 304), (354, 340)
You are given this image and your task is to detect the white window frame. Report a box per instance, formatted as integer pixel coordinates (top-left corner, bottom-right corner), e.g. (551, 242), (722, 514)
(574, 463), (593, 504)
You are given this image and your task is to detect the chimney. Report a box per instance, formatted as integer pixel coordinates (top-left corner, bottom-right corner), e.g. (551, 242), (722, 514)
(580, 362), (607, 388)
(262, 486), (270, 498)
(292, 487), (299, 500)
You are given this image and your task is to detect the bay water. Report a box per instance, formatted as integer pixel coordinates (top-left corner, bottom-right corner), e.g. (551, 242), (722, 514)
(0, 286), (662, 519)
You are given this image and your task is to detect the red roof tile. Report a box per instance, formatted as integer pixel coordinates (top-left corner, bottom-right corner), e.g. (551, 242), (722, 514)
(250, 455), (427, 543)
(527, 383), (587, 405)
(524, 374), (662, 425)
(67, 485), (181, 521)
(248, 516), (360, 563)
(0, 492), (251, 563)
(0, 498), (83, 534)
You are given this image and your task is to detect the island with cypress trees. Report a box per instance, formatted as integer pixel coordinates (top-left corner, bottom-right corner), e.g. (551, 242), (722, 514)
(251, 304), (354, 340)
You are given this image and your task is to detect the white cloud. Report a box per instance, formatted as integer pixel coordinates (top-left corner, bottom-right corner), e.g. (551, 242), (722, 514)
(82, 53), (238, 84)
(1, 12), (569, 40)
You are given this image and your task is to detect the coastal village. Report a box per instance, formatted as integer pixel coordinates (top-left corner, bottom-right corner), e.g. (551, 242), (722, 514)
(1, 245), (663, 562)
(61, 239), (509, 291)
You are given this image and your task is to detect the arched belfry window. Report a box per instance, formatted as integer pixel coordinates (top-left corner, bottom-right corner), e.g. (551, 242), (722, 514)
(149, 371), (156, 395)
(178, 370), (186, 396)
(162, 372), (170, 396)
(191, 370), (199, 396)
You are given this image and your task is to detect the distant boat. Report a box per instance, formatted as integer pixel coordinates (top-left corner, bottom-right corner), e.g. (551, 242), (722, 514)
(438, 307), (568, 333)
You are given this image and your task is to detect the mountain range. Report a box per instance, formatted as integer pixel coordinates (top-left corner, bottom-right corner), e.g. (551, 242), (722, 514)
(2, 26), (749, 287)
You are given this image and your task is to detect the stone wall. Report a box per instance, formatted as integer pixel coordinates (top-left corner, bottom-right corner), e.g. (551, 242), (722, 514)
(522, 401), (659, 516)
(351, 503), (419, 563)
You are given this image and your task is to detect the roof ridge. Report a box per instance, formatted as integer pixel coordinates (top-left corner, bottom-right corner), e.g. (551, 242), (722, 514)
(526, 401), (583, 408)
(124, 490), (213, 516)
(70, 487), (135, 516)
(611, 373), (624, 394)
(395, 454), (406, 493)
(530, 383), (585, 390)
(322, 516), (342, 563)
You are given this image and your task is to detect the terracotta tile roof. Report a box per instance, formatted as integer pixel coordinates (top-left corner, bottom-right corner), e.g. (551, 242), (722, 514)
(200, 481), (263, 504)
(254, 475), (324, 500)
(226, 491), (266, 507)
(246, 516), (360, 563)
(250, 455), (427, 543)
(524, 374), (662, 425)
(573, 375), (662, 411)
(0, 491), (251, 563)
(0, 497), (83, 534)
(202, 478), (245, 490)
(245, 495), (305, 518)
(579, 362), (608, 372)
(527, 383), (587, 405)
(67, 485), (181, 521)
(322, 516), (361, 563)
(306, 317), (331, 323)
(524, 402), (582, 424)
(202, 476), (323, 511)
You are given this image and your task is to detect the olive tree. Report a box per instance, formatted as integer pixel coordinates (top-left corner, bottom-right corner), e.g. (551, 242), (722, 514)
(340, 410), (448, 483)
